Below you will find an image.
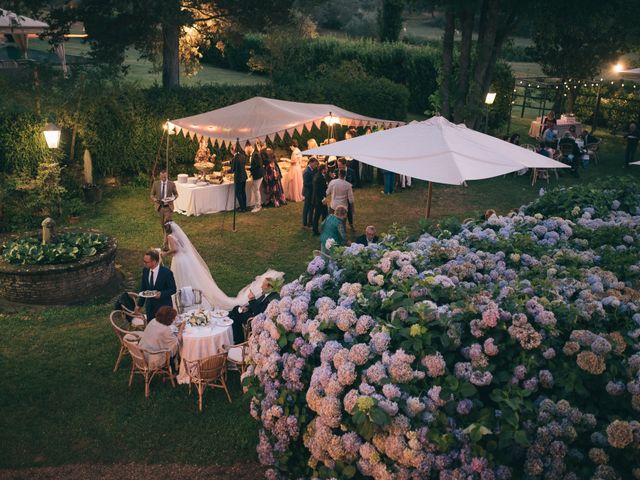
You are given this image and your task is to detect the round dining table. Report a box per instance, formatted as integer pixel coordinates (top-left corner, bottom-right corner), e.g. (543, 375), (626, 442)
(175, 315), (234, 385)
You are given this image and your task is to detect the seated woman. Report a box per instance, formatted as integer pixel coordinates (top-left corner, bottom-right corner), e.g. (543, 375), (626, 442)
(320, 205), (348, 253)
(138, 306), (184, 370)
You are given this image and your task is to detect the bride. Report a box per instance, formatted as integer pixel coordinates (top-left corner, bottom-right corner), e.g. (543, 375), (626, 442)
(161, 221), (282, 311)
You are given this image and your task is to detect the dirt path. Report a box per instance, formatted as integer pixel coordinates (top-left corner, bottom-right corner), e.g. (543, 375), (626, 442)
(0, 462), (265, 480)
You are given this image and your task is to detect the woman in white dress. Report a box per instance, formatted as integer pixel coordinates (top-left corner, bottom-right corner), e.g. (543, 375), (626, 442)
(161, 221), (283, 311)
(284, 139), (304, 202)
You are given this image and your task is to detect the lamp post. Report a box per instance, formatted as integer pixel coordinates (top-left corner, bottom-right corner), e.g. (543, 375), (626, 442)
(43, 123), (61, 149)
(484, 93), (496, 133)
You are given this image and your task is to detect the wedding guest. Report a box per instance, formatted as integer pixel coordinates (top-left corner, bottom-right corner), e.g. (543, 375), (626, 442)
(135, 249), (177, 322)
(246, 142), (264, 213)
(580, 129), (598, 146)
(382, 169), (395, 195)
(150, 169), (178, 230)
(302, 157), (318, 228)
(306, 138), (319, 151)
(536, 142), (550, 157)
(284, 139), (304, 202)
(229, 277), (280, 343)
(509, 133), (521, 145)
(338, 158), (356, 185)
(326, 169), (355, 230)
(558, 132), (580, 177)
(400, 175), (412, 189)
(320, 205), (348, 253)
(263, 147), (286, 207)
(568, 125), (578, 139)
(343, 128), (360, 187)
(542, 127), (558, 148)
(624, 122), (639, 167)
(312, 164), (329, 236)
(543, 111), (556, 131)
(354, 225), (379, 246)
(229, 142), (248, 212)
(138, 305), (184, 370)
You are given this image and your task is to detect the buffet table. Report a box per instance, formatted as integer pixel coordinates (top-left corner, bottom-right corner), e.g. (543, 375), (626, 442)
(174, 180), (257, 216)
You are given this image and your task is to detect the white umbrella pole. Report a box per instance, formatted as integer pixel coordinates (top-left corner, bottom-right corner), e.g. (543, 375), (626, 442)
(426, 181), (433, 218)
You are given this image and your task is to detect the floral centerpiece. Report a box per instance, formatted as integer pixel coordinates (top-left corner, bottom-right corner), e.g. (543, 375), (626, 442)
(188, 309), (209, 326)
(244, 177), (640, 480)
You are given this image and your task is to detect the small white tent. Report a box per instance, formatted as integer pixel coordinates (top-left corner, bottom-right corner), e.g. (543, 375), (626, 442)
(167, 97), (404, 147)
(0, 9), (48, 58)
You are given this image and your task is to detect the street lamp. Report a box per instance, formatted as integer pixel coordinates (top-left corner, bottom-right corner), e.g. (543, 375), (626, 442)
(484, 93), (496, 133)
(43, 123), (61, 148)
(613, 62), (624, 73)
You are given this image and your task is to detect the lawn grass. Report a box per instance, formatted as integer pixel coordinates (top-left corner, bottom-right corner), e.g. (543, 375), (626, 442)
(1, 120), (638, 470)
(27, 38), (266, 87)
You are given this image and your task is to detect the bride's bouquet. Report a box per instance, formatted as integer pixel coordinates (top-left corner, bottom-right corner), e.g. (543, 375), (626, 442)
(187, 309), (209, 326)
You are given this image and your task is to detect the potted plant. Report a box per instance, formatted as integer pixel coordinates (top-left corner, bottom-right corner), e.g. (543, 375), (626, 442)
(66, 198), (84, 224)
(81, 148), (102, 203)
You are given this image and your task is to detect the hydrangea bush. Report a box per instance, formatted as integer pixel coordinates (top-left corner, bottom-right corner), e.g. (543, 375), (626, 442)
(244, 181), (640, 480)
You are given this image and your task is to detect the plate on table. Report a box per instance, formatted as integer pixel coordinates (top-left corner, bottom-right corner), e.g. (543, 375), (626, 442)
(218, 318), (233, 327)
(196, 181), (209, 186)
(163, 195), (176, 202)
(139, 290), (159, 298)
(211, 309), (229, 318)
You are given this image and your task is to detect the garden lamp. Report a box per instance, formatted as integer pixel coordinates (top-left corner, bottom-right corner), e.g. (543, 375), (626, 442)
(484, 93), (496, 133)
(43, 123), (61, 149)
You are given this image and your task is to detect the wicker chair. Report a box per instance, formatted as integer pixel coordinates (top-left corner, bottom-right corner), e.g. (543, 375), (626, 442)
(123, 337), (175, 398)
(109, 310), (142, 372)
(174, 287), (204, 314)
(121, 292), (147, 330)
(586, 140), (601, 165)
(185, 351), (231, 411)
(226, 341), (250, 375)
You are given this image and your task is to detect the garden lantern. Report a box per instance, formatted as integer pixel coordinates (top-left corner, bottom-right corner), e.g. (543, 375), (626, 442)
(484, 93), (496, 133)
(43, 123), (61, 149)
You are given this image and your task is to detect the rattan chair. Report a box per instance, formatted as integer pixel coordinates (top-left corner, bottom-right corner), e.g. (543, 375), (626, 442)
(123, 337), (175, 398)
(109, 310), (142, 372)
(586, 140), (601, 165)
(121, 292), (147, 330)
(226, 341), (250, 375)
(531, 168), (550, 186)
(174, 287), (204, 314)
(185, 351), (231, 411)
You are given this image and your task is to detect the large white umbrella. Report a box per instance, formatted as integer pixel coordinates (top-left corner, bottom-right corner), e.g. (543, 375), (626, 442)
(303, 115), (568, 216)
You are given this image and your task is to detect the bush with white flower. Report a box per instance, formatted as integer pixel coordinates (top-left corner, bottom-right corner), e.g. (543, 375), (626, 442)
(243, 179), (640, 480)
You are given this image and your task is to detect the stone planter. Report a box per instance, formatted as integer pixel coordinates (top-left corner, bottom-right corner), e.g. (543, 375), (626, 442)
(0, 232), (118, 305)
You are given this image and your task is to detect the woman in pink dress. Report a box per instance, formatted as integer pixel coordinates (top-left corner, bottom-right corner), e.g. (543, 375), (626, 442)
(284, 139), (304, 202)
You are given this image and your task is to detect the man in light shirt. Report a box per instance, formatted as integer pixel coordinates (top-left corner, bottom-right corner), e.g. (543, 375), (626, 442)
(325, 169), (355, 230)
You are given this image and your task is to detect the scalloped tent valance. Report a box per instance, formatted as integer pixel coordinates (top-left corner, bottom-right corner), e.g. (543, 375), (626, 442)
(167, 96), (404, 147)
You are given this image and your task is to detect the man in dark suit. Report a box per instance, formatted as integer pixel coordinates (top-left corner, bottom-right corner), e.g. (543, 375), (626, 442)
(135, 249), (177, 321)
(354, 225), (379, 246)
(302, 157), (318, 228)
(150, 169), (179, 229)
(229, 142), (248, 212)
(247, 142), (264, 212)
(312, 164), (329, 236)
(229, 278), (279, 343)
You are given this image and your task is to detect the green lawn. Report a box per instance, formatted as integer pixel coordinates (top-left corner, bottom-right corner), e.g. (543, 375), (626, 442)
(1, 119), (638, 471)
(27, 38), (266, 87)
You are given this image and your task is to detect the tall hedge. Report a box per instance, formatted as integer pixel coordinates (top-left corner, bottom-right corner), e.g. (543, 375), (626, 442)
(204, 34), (438, 113)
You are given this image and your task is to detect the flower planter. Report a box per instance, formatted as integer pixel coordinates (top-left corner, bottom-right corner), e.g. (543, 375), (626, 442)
(68, 215), (80, 224)
(0, 233), (117, 305)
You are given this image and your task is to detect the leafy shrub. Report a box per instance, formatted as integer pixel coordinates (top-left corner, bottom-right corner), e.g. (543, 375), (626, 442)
(245, 180), (640, 479)
(1, 231), (109, 265)
(206, 34), (439, 113)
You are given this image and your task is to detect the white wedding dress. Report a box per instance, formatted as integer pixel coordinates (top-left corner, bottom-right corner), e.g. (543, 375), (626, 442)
(166, 222), (283, 310)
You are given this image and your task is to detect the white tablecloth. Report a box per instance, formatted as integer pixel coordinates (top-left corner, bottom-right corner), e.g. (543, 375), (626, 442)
(528, 117), (583, 139)
(177, 320), (234, 384)
(174, 181), (257, 216)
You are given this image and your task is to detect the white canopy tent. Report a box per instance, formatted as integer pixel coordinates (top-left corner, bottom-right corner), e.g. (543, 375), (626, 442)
(0, 9), (48, 58)
(167, 96), (404, 147)
(303, 115), (569, 216)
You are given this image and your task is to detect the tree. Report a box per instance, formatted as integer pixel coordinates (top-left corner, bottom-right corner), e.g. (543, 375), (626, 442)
(378, 0), (404, 42)
(527, 0), (640, 113)
(45, 0), (296, 89)
(436, 0), (530, 128)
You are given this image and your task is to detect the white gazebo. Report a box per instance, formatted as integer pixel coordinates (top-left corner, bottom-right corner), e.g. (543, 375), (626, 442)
(0, 9), (48, 59)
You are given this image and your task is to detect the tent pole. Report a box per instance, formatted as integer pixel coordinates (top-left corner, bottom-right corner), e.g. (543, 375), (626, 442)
(426, 182), (433, 218)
